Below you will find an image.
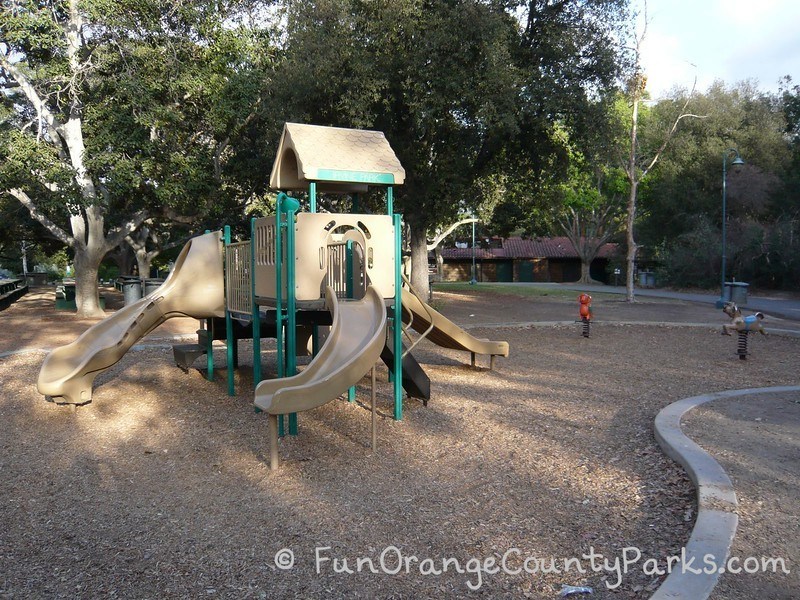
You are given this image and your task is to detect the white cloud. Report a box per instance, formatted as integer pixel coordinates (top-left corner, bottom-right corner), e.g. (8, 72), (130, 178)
(633, 0), (799, 97)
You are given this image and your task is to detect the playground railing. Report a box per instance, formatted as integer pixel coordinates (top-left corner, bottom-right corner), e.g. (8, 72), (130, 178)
(225, 240), (252, 315)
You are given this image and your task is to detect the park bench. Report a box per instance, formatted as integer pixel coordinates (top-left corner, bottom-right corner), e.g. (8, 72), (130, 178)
(54, 280), (106, 311)
(0, 279), (29, 311)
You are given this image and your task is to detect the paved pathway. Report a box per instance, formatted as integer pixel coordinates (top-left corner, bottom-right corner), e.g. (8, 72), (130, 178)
(513, 283), (800, 322)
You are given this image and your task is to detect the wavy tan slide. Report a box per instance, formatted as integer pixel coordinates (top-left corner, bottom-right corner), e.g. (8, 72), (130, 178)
(255, 285), (387, 468)
(37, 232), (225, 404)
(400, 288), (509, 359)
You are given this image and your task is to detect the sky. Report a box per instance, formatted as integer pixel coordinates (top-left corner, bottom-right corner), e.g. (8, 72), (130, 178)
(633, 0), (800, 99)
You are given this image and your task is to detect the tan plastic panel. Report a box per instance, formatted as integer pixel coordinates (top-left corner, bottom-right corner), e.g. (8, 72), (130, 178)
(253, 216), (285, 300)
(255, 213), (395, 303)
(37, 232), (225, 404)
(254, 285), (387, 414)
(401, 288), (509, 357)
(296, 213), (395, 301)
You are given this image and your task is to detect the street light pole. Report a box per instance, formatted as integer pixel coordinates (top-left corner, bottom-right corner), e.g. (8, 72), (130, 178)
(470, 218), (477, 285)
(718, 148), (745, 307)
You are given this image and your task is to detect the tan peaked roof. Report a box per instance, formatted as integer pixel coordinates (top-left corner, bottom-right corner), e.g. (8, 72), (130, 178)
(269, 123), (405, 193)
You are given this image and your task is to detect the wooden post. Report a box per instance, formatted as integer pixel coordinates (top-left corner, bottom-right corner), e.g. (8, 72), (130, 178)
(269, 414), (280, 470)
(371, 366), (377, 452)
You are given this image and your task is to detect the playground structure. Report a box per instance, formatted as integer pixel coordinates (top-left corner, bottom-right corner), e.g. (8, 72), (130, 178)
(578, 293), (592, 338)
(720, 301), (766, 360)
(37, 123), (509, 468)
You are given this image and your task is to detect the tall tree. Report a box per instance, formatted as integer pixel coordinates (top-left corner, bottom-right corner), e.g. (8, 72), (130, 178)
(616, 6), (706, 301)
(556, 159), (625, 283)
(1, 0), (150, 315)
(277, 0), (627, 299)
(1, 0), (277, 315)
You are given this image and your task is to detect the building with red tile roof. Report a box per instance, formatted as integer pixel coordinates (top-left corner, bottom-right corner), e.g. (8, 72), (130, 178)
(434, 237), (618, 283)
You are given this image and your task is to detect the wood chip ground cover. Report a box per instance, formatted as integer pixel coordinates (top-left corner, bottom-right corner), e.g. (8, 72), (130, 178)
(0, 288), (797, 598)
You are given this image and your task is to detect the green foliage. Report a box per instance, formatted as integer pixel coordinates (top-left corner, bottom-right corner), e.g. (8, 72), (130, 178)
(278, 0), (626, 234)
(33, 247), (70, 281)
(1, 0), (282, 284)
(640, 82), (798, 289)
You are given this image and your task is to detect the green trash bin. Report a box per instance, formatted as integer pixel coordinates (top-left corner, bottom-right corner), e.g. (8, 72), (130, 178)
(638, 271), (656, 288)
(144, 278), (165, 296)
(724, 281), (749, 305)
(121, 276), (143, 305)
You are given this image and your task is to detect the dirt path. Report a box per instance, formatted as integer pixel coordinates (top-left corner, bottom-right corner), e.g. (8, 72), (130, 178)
(0, 286), (796, 598)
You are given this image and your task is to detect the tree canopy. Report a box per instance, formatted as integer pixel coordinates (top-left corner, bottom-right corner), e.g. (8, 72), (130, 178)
(274, 0), (628, 295)
(2, 0), (798, 298)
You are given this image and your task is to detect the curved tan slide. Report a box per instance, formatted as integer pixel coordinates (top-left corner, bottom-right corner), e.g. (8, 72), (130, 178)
(254, 286), (386, 414)
(255, 285), (386, 469)
(400, 288), (509, 358)
(37, 232), (225, 404)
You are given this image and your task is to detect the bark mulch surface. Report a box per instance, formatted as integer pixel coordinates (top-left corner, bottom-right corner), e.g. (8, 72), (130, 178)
(0, 285), (797, 598)
(684, 392), (799, 600)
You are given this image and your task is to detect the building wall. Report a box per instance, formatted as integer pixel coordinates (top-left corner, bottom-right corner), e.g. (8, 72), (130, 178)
(441, 262), (472, 282)
(441, 257), (609, 283)
(441, 260), (497, 282)
(514, 259), (549, 282)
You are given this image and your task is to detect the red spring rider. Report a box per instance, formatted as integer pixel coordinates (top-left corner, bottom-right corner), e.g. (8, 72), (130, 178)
(578, 293), (592, 337)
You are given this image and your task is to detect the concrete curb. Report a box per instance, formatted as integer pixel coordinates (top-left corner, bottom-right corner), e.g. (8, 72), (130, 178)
(650, 385), (800, 599)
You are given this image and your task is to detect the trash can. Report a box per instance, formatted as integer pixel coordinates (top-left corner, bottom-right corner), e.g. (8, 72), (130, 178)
(121, 276), (143, 305)
(143, 278), (165, 296)
(724, 281), (749, 305)
(638, 271), (656, 288)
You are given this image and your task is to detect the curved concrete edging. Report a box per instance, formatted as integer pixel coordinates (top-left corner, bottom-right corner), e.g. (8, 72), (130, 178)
(650, 385), (800, 600)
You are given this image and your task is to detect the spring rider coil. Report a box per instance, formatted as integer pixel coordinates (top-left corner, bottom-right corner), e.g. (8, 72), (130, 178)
(737, 330), (749, 360)
(578, 293), (592, 338)
(721, 301), (766, 360)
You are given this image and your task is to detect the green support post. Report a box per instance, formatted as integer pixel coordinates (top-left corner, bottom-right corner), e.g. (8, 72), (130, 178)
(346, 240), (356, 403)
(275, 193), (300, 436)
(309, 182), (317, 213)
(251, 219), (262, 414)
(286, 198), (299, 435)
(275, 204), (285, 435)
(393, 212), (402, 420)
(224, 226), (235, 396)
(205, 318), (214, 381)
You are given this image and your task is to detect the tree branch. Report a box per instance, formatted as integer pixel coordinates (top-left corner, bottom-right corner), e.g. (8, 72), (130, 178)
(427, 218), (479, 251)
(0, 57), (65, 152)
(641, 83), (707, 178)
(7, 188), (73, 246)
(105, 210), (150, 250)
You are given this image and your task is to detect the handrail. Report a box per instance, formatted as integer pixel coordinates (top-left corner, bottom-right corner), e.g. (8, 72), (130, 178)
(399, 272), (435, 358)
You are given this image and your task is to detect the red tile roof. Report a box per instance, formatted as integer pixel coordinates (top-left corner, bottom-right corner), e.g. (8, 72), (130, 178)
(438, 247), (498, 259)
(439, 237), (617, 260)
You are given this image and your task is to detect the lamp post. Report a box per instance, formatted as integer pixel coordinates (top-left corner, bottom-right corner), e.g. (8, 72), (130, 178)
(718, 148), (745, 307)
(470, 217), (477, 285)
